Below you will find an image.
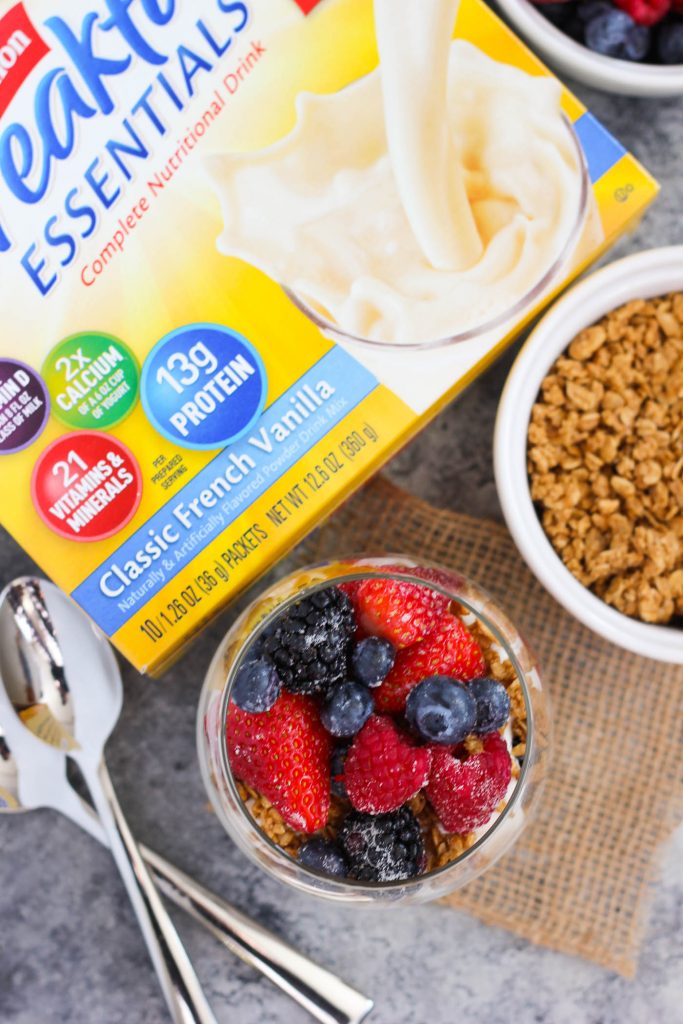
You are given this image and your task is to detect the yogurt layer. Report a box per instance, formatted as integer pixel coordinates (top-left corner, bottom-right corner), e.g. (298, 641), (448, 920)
(206, 41), (585, 346)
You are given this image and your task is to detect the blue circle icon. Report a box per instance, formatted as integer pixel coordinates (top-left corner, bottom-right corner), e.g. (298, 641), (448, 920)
(141, 324), (267, 450)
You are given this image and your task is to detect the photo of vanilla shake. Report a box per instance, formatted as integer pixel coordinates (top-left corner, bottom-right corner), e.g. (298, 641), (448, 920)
(206, 0), (601, 350)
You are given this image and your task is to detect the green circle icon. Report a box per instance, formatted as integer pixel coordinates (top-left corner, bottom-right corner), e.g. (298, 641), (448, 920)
(42, 332), (140, 430)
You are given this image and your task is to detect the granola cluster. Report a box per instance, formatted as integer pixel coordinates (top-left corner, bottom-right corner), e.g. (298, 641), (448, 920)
(528, 294), (683, 625)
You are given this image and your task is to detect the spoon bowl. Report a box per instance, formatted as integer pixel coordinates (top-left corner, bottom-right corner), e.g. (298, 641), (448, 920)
(0, 576), (120, 754)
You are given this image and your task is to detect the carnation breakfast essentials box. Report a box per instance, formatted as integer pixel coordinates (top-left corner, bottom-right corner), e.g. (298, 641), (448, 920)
(0, 0), (658, 673)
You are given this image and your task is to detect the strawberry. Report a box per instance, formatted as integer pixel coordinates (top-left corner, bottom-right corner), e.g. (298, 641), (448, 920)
(426, 733), (512, 833)
(227, 690), (332, 832)
(337, 579), (361, 600)
(613, 0), (669, 24)
(344, 715), (432, 814)
(375, 613), (486, 714)
(353, 577), (450, 649)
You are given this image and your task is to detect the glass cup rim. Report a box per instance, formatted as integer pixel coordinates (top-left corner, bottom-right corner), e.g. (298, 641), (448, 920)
(216, 560), (537, 895)
(282, 114), (590, 353)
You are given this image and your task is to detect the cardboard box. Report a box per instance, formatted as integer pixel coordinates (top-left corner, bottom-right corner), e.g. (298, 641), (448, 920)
(0, 0), (658, 673)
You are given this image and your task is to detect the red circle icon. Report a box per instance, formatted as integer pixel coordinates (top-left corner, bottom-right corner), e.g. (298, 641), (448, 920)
(31, 432), (142, 542)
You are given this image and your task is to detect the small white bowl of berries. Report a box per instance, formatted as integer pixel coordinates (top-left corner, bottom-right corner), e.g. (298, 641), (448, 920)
(197, 557), (550, 904)
(496, 0), (683, 96)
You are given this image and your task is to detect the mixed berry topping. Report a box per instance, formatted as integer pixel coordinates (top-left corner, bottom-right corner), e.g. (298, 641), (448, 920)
(226, 575), (524, 884)
(530, 0), (683, 64)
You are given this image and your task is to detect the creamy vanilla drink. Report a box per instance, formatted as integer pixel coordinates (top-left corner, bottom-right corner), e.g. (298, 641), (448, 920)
(207, 1), (588, 346)
(374, 0), (482, 273)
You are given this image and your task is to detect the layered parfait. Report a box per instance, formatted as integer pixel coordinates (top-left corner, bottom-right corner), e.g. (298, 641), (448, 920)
(207, 563), (532, 889)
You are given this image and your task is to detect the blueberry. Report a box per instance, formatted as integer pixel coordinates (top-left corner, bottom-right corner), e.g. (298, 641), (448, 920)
(468, 677), (511, 735)
(232, 656), (281, 712)
(657, 21), (683, 63)
(298, 838), (347, 877)
(351, 637), (396, 687)
(320, 683), (373, 737)
(331, 743), (350, 798)
(405, 675), (476, 745)
(584, 9), (651, 60)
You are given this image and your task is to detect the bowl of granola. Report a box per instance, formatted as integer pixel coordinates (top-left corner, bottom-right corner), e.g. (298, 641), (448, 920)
(197, 557), (549, 903)
(494, 246), (683, 663)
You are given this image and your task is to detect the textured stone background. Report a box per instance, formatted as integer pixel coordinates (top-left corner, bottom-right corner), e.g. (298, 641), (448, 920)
(1, 68), (682, 1024)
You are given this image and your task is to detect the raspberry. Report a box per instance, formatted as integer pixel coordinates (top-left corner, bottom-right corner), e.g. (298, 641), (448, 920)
(375, 613), (486, 714)
(338, 806), (426, 882)
(613, 0), (669, 24)
(426, 733), (512, 833)
(344, 715), (431, 814)
(353, 577), (450, 649)
(227, 690), (333, 832)
(263, 586), (355, 696)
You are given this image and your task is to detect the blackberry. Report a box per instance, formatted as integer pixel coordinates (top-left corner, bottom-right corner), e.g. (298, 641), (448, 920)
(337, 806), (426, 882)
(263, 586), (355, 696)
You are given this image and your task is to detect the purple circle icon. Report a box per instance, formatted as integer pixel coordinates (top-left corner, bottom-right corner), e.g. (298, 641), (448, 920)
(0, 359), (50, 454)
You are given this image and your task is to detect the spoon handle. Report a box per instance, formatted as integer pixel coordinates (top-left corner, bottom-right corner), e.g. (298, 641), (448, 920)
(65, 790), (372, 1024)
(82, 757), (217, 1024)
(140, 846), (374, 1024)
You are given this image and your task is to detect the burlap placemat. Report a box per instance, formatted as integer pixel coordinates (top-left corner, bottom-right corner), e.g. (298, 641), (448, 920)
(301, 476), (683, 976)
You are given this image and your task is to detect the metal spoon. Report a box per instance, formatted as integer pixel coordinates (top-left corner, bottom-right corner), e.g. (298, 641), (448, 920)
(2, 577), (217, 1024)
(0, 578), (373, 1024)
(0, 707), (374, 1024)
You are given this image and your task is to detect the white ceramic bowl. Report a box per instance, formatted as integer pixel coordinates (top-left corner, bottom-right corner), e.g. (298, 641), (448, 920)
(494, 246), (683, 664)
(496, 0), (683, 97)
